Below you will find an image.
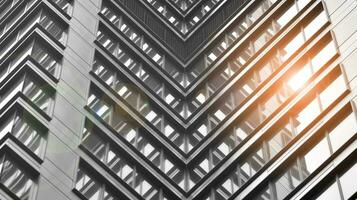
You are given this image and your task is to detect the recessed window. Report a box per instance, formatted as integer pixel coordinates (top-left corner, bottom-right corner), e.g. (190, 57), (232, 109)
(339, 162), (357, 199)
(304, 12), (328, 39)
(293, 98), (320, 133)
(281, 32), (304, 61)
(0, 153), (36, 200)
(268, 122), (294, 159)
(275, 171), (293, 200)
(12, 111), (46, 157)
(39, 11), (67, 44)
(87, 92), (112, 124)
(276, 4), (298, 28)
(319, 75), (346, 110)
(297, 0), (310, 10)
(301, 137), (330, 175)
(49, 0), (73, 15)
(75, 168), (101, 200)
(311, 41), (336, 72)
(31, 41), (61, 77)
(328, 111), (357, 152)
(0, 72), (54, 116)
(316, 181), (341, 200)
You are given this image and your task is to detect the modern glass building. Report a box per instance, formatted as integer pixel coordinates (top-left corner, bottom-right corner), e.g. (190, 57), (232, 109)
(0, 0), (356, 199)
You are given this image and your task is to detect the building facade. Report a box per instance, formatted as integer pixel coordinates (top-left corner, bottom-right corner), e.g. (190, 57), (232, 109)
(0, 0), (356, 199)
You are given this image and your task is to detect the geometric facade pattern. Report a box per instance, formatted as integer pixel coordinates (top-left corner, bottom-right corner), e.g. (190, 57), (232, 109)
(0, 0), (356, 200)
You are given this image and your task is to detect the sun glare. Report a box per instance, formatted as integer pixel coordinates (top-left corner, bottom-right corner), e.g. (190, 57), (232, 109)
(287, 64), (312, 91)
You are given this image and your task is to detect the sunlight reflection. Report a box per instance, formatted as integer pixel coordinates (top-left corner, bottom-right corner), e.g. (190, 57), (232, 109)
(288, 64), (312, 91)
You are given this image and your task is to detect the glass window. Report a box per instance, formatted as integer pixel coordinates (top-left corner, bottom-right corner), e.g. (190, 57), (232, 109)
(275, 171), (293, 200)
(311, 41), (336, 72)
(276, 4), (298, 28)
(18, 12), (42, 38)
(12, 112), (46, 156)
(97, 31), (117, 56)
(0, 114), (14, 138)
(268, 122), (294, 159)
(304, 11), (328, 39)
(319, 75), (346, 110)
(31, 41), (60, 77)
(40, 11), (67, 44)
(328, 112), (357, 152)
(216, 173), (239, 199)
(339, 162), (357, 199)
(8, 45), (33, 74)
(293, 97), (320, 133)
(261, 86), (287, 120)
(2, 39), (60, 81)
(75, 168), (101, 200)
(297, 0), (311, 10)
(315, 181), (342, 200)
(82, 127), (106, 162)
(75, 163), (129, 200)
(87, 92), (112, 124)
(49, 0), (72, 15)
(22, 76), (54, 115)
(93, 61), (115, 87)
(301, 137), (330, 176)
(0, 77), (24, 108)
(289, 160), (302, 188)
(134, 174), (159, 199)
(103, 189), (120, 200)
(249, 147), (265, 175)
(251, 105), (356, 200)
(253, 24), (274, 51)
(281, 32), (304, 61)
(0, 154), (35, 200)
(254, 185), (272, 200)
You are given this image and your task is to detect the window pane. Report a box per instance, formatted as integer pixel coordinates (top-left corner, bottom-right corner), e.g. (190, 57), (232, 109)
(281, 32), (304, 61)
(261, 87), (287, 120)
(82, 128), (106, 162)
(297, 0), (311, 10)
(293, 98), (320, 133)
(339, 162), (357, 199)
(93, 61), (114, 87)
(275, 171), (293, 200)
(75, 168), (101, 200)
(300, 137), (330, 176)
(31, 42), (59, 76)
(268, 122), (294, 159)
(49, 0), (72, 14)
(40, 12), (66, 44)
(276, 4), (298, 28)
(0, 156), (34, 200)
(103, 189), (119, 200)
(87, 93), (112, 124)
(319, 75), (346, 110)
(328, 111), (357, 152)
(254, 185), (272, 200)
(0, 114), (15, 138)
(12, 114), (45, 156)
(304, 11), (328, 39)
(311, 41), (336, 72)
(22, 77), (53, 114)
(316, 181), (342, 200)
